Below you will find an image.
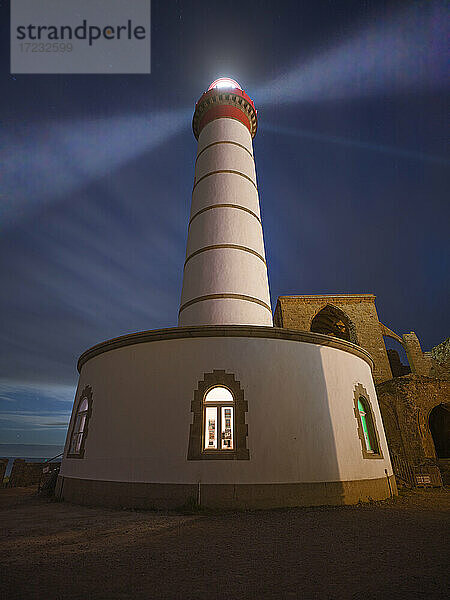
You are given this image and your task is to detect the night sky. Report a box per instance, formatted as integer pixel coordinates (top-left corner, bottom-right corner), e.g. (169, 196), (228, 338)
(1, 0), (448, 452)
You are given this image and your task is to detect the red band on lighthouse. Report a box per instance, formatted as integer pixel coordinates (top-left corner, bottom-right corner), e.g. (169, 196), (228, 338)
(192, 84), (257, 139)
(198, 105), (252, 137)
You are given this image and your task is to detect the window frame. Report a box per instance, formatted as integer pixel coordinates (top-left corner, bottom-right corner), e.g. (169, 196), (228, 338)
(67, 385), (93, 459)
(202, 386), (235, 452)
(353, 383), (383, 459)
(187, 370), (249, 461)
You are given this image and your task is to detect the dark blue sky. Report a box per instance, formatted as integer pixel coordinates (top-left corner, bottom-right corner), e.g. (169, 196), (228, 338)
(1, 0), (448, 450)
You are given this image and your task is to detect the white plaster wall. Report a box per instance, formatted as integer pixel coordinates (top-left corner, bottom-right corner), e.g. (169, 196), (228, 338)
(178, 299), (273, 327)
(186, 208), (265, 258)
(180, 249), (271, 305)
(61, 336), (393, 485)
(194, 144), (256, 185)
(180, 114), (271, 326)
(190, 174), (260, 219)
(197, 118), (253, 154)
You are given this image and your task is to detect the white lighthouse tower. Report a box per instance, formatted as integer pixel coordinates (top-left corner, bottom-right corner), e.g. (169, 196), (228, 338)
(179, 78), (272, 327)
(57, 79), (396, 510)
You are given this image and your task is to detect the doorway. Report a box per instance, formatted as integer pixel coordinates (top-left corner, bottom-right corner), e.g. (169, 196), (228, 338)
(429, 404), (450, 458)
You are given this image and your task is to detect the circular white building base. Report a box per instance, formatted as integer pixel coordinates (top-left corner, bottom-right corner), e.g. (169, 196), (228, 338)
(58, 326), (396, 509)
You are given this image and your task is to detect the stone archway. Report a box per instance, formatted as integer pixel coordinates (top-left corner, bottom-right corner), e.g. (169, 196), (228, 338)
(429, 403), (450, 458)
(310, 304), (357, 344)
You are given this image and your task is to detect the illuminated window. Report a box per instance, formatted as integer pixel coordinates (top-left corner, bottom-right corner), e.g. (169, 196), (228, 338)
(68, 386), (92, 458)
(187, 370), (249, 460)
(353, 385), (382, 459)
(203, 387), (234, 451)
(358, 398), (375, 452)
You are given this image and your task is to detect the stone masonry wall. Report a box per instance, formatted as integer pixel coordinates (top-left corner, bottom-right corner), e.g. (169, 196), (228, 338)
(274, 295), (393, 383)
(0, 458), (8, 484)
(9, 459), (46, 487)
(402, 332), (433, 376)
(376, 374), (450, 464)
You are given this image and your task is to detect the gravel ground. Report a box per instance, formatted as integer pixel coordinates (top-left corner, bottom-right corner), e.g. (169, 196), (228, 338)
(1, 486), (449, 599)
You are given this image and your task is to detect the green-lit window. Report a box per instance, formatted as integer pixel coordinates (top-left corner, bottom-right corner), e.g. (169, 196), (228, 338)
(357, 397), (378, 454)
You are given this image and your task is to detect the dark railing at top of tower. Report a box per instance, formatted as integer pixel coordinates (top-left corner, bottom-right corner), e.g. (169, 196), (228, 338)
(192, 81), (257, 140)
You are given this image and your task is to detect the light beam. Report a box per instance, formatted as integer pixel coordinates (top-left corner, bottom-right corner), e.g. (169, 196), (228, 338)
(1, 107), (191, 229)
(261, 123), (449, 165)
(255, 2), (448, 106)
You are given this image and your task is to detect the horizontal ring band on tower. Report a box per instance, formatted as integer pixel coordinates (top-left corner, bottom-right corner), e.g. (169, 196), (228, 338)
(197, 115), (256, 137)
(196, 140), (253, 163)
(179, 293), (272, 315)
(188, 204), (262, 228)
(193, 169), (257, 192)
(184, 244), (266, 268)
(199, 106), (252, 137)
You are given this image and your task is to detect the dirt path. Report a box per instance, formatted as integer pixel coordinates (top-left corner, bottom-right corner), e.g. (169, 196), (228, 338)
(1, 487), (449, 599)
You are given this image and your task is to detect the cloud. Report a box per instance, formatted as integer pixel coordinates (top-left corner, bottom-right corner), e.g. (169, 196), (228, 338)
(0, 382), (72, 443)
(0, 411), (70, 426)
(0, 380), (75, 403)
(0, 151), (187, 384)
(0, 395), (17, 402)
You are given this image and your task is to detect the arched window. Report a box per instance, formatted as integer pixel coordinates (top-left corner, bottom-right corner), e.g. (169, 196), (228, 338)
(358, 398), (377, 453)
(353, 384), (383, 459)
(204, 386), (234, 450)
(68, 386), (92, 458)
(187, 370), (249, 460)
(311, 305), (357, 344)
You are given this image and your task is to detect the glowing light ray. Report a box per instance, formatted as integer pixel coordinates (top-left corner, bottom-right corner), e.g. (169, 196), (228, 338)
(255, 2), (448, 106)
(208, 77), (242, 90)
(261, 123), (449, 165)
(1, 107), (191, 229)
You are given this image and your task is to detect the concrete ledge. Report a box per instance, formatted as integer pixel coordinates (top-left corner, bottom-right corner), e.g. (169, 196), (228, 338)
(77, 325), (374, 373)
(56, 475), (396, 510)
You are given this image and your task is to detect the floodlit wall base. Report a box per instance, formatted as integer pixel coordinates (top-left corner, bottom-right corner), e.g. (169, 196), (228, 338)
(56, 475), (397, 510)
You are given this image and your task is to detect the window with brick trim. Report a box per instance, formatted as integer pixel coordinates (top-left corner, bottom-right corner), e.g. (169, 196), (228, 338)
(68, 386), (92, 458)
(187, 370), (249, 460)
(358, 397), (378, 453)
(353, 384), (383, 459)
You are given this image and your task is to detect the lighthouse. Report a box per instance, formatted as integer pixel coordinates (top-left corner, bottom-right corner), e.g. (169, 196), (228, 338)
(179, 77), (272, 326)
(57, 79), (396, 510)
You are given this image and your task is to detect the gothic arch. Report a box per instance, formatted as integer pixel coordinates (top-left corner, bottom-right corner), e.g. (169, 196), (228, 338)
(310, 304), (358, 344)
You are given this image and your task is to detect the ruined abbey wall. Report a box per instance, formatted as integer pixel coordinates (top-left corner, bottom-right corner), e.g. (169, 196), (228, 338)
(274, 294), (449, 473)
